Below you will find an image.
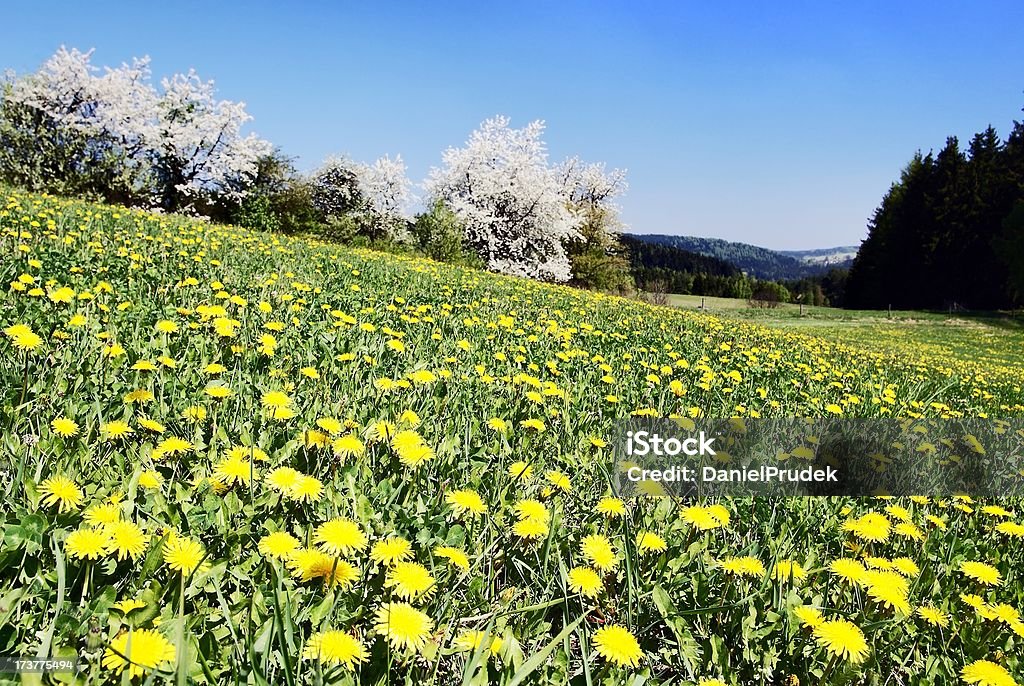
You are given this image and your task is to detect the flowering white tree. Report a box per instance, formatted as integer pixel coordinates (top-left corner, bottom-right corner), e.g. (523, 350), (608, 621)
(0, 46), (270, 211)
(9, 48), (156, 141)
(357, 154), (412, 241)
(424, 116), (581, 282)
(558, 156), (628, 227)
(311, 154), (412, 242)
(556, 157), (631, 290)
(153, 70), (271, 210)
(1, 47), (157, 200)
(310, 155), (363, 219)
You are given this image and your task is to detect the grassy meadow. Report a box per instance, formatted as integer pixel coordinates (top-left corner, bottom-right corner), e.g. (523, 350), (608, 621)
(2, 189), (1024, 685)
(668, 293), (1024, 373)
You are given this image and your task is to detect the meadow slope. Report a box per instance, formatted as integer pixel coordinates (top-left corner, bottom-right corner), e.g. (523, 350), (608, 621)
(2, 190), (1024, 685)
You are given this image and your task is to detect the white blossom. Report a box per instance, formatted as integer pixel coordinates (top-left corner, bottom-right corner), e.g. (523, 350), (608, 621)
(424, 116), (582, 282)
(154, 70), (271, 206)
(558, 156), (628, 225)
(9, 48), (157, 161)
(311, 153), (412, 242)
(310, 155), (363, 218)
(357, 154), (412, 241)
(4, 46), (270, 210)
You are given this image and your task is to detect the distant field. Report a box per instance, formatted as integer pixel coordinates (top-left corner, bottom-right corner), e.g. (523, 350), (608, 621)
(667, 293), (804, 311)
(668, 293), (1024, 370)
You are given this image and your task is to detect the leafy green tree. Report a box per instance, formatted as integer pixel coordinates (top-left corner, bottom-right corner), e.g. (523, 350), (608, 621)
(411, 200), (480, 266)
(233, 194), (281, 233)
(230, 151), (320, 234)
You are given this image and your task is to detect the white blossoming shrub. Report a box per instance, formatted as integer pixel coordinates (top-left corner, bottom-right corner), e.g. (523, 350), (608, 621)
(357, 154), (412, 242)
(557, 157), (632, 291)
(0, 46), (270, 212)
(311, 154), (412, 243)
(311, 156), (364, 220)
(425, 116), (582, 282)
(558, 156), (628, 229)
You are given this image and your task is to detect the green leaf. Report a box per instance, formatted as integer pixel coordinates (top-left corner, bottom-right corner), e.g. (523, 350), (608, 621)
(507, 614), (587, 686)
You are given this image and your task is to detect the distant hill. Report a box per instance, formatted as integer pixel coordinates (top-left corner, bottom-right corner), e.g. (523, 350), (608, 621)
(619, 234), (743, 295)
(628, 234), (853, 281)
(619, 235), (738, 277)
(780, 246), (858, 269)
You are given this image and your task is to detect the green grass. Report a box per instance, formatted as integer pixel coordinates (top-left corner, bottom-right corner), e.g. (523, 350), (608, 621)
(667, 293), (1024, 370)
(3, 189), (1024, 685)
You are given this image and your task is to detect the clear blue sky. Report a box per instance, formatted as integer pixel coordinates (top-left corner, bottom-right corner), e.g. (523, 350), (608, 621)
(3, 1), (1023, 249)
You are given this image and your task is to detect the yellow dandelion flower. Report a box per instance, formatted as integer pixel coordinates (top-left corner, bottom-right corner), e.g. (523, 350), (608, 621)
(138, 417), (165, 433)
(101, 420), (134, 440)
(830, 558), (867, 585)
(487, 417), (509, 434)
(331, 434), (365, 460)
(596, 497), (626, 517)
(960, 660), (1017, 686)
(635, 531), (668, 554)
(959, 561), (1002, 586)
(794, 605), (825, 629)
(567, 567), (604, 598)
(843, 512), (891, 542)
(112, 598), (147, 614)
(316, 417), (343, 435)
(514, 499), (549, 523)
(384, 561), (436, 600)
(39, 475), (84, 512)
(520, 418), (545, 432)
(773, 560), (808, 582)
(395, 441), (435, 469)
(162, 537), (205, 576)
(545, 470), (571, 493)
(370, 537), (414, 566)
(581, 534), (617, 571)
(289, 475), (323, 502)
(265, 466), (300, 494)
(102, 629), (176, 678)
(918, 606), (950, 628)
(453, 630), (502, 656)
(721, 556), (765, 578)
(513, 518), (548, 541)
(104, 521), (148, 561)
(138, 470), (162, 490)
(373, 602), (434, 652)
(314, 518), (367, 557)
(592, 625), (643, 668)
(681, 505), (721, 530)
(83, 502), (121, 527)
(446, 489), (487, 517)
(261, 390), (292, 409)
(258, 531), (300, 560)
(434, 546), (470, 571)
(65, 527), (112, 560)
(508, 461), (533, 480)
(153, 436), (192, 458)
(51, 417), (79, 438)
(302, 630), (367, 669)
(213, 453), (257, 486)
(813, 619), (869, 665)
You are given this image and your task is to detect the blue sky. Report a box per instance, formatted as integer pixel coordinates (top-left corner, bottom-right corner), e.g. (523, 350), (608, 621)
(3, 1), (1023, 249)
